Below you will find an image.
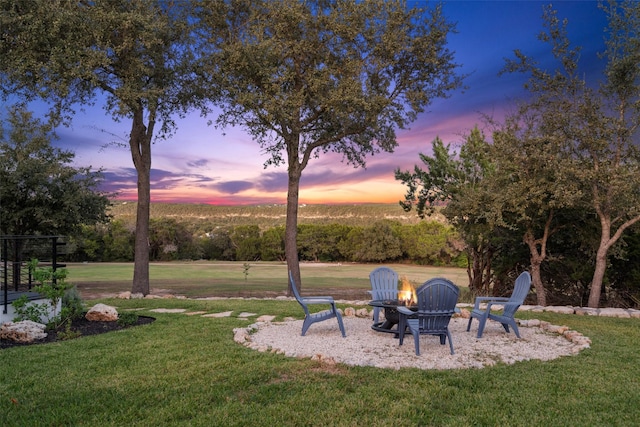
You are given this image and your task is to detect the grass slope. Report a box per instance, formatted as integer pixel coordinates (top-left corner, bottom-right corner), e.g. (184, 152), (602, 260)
(1, 298), (639, 426)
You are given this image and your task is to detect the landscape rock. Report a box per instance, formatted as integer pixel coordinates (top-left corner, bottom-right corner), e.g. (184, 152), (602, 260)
(545, 306), (575, 315)
(0, 320), (47, 343)
(343, 307), (356, 317)
(455, 308), (470, 319)
(86, 303), (119, 322)
(355, 308), (369, 318)
(116, 291), (131, 299)
(599, 308), (631, 318)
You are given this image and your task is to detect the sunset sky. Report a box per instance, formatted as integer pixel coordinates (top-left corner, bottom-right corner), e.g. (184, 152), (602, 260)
(37, 1), (609, 205)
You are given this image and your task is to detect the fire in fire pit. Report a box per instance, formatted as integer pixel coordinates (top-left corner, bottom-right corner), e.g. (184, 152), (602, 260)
(398, 276), (417, 306)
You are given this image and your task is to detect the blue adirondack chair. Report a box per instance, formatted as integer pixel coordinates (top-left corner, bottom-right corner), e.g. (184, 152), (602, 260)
(368, 266), (399, 325)
(289, 271), (346, 337)
(466, 271), (532, 338)
(397, 278), (459, 355)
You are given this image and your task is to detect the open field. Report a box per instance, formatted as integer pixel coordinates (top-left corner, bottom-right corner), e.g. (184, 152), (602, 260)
(66, 261), (469, 300)
(2, 296), (639, 425)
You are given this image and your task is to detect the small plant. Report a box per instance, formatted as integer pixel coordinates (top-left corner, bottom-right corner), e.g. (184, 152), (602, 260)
(243, 262), (251, 281)
(56, 322), (82, 341)
(12, 259), (73, 328)
(117, 311), (139, 327)
(12, 295), (50, 323)
(62, 285), (85, 320)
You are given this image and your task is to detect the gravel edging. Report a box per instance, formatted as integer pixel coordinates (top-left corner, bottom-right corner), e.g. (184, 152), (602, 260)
(234, 313), (592, 370)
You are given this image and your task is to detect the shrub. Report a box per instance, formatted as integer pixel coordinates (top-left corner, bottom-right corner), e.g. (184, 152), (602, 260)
(117, 311), (139, 327)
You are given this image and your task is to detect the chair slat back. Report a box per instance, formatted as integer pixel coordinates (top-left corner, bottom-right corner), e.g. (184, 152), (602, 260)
(289, 271), (310, 316)
(503, 271), (532, 317)
(414, 278), (459, 332)
(369, 267), (399, 301)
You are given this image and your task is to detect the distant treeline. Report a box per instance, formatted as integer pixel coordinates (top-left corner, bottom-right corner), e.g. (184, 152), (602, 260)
(64, 215), (465, 266)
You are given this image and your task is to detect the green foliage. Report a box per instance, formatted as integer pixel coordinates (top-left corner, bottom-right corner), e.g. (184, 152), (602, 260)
(69, 210), (463, 266)
(230, 225), (261, 261)
(149, 218), (201, 261)
(11, 295), (50, 324)
(260, 226), (285, 261)
(56, 322), (82, 341)
(0, 105), (110, 237)
(116, 311), (139, 327)
(62, 286), (85, 320)
(12, 260), (73, 328)
(242, 263), (251, 281)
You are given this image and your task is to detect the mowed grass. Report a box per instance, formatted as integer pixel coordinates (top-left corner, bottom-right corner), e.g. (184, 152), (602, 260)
(67, 261), (470, 300)
(1, 295), (639, 426)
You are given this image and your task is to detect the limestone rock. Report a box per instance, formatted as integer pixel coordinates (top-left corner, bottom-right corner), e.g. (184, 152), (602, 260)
(599, 308), (631, 318)
(545, 306), (575, 315)
(86, 303), (119, 322)
(343, 307), (356, 317)
(0, 321), (47, 343)
(455, 308), (471, 319)
(355, 308), (369, 318)
(116, 291), (131, 299)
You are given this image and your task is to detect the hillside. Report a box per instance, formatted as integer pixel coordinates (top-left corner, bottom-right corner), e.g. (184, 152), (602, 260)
(108, 202), (444, 228)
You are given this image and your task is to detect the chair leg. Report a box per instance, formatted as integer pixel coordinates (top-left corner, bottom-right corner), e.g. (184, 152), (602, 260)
(447, 330), (454, 355)
(411, 329), (420, 356)
(508, 320), (521, 338)
(301, 317), (312, 336)
(398, 316), (406, 345)
(336, 311), (346, 337)
(476, 315), (488, 338)
(372, 307), (380, 325)
(466, 317), (473, 332)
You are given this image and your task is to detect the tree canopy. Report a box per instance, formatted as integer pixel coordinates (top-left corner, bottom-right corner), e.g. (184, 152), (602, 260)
(197, 0), (464, 291)
(0, 0), (207, 295)
(398, 1), (640, 308)
(0, 105), (109, 237)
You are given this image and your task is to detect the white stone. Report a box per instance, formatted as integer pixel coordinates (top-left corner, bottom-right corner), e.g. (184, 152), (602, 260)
(86, 303), (119, 322)
(343, 307), (356, 317)
(238, 312), (257, 318)
(545, 306), (575, 315)
(0, 320), (47, 343)
(355, 308), (369, 318)
(149, 308), (187, 313)
(202, 311), (233, 318)
(599, 308), (631, 318)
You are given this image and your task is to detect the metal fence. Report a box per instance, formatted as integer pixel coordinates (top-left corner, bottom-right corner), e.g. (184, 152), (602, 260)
(1, 235), (66, 315)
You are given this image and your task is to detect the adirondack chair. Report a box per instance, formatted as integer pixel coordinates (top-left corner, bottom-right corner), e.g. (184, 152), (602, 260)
(368, 266), (399, 325)
(397, 278), (459, 356)
(289, 271), (346, 337)
(466, 271), (532, 338)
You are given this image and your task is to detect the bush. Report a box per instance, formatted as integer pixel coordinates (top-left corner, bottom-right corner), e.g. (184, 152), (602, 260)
(117, 311), (139, 327)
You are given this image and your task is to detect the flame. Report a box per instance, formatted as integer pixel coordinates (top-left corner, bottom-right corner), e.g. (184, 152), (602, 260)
(398, 276), (417, 306)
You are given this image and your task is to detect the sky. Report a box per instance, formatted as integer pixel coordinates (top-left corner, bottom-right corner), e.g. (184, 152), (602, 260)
(21, 1), (611, 206)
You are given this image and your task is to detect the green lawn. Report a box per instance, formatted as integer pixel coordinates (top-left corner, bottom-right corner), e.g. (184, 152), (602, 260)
(66, 261), (470, 300)
(1, 296), (639, 426)
(4, 262), (639, 425)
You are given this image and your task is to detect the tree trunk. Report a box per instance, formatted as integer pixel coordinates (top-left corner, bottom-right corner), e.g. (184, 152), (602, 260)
(285, 168), (301, 296)
(588, 247), (608, 308)
(524, 226), (548, 306)
(129, 108), (153, 295)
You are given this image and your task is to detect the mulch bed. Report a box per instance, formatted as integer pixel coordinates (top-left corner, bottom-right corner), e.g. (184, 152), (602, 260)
(0, 315), (155, 350)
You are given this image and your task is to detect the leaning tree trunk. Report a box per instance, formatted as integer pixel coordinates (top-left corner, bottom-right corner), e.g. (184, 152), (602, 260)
(524, 227), (548, 306)
(285, 165), (302, 296)
(129, 107), (154, 296)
